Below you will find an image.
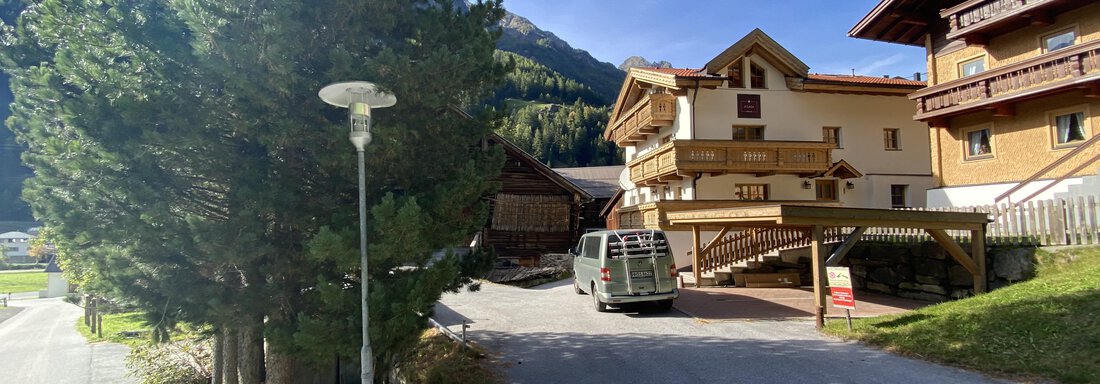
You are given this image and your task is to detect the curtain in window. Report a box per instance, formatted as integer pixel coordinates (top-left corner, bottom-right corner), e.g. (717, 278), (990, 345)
(1057, 113), (1085, 144)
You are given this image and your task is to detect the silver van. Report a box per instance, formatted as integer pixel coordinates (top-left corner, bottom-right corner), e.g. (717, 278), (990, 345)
(571, 229), (679, 312)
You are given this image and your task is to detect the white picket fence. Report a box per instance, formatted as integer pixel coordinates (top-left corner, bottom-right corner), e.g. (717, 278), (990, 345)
(855, 195), (1100, 246)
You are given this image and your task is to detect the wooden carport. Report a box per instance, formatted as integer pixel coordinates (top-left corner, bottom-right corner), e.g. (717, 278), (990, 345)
(667, 204), (990, 328)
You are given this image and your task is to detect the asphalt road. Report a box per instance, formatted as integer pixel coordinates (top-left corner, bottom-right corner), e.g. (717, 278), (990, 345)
(435, 279), (1008, 384)
(0, 298), (136, 384)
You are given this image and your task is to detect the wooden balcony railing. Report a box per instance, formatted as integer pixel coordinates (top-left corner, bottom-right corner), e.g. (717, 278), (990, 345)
(941, 0), (1056, 41)
(910, 39), (1100, 121)
(626, 140), (833, 185)
(606, 93), (676, 145)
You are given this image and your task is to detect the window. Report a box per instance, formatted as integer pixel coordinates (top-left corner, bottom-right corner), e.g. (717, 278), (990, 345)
(728, 59), (743, 88)
(733, 125), (764, 141)
(750, 62), (766, 89)
(735, 184), (769, 200)
(823, 127), (841, 147)
(890, 185), (908, 208)
(883, 128), (900, 150)
(965, 127), (993, 159)
(959, 57), (985, 77)
(1053, 111), (1087, 146)
(815, 179), (837, 201)
(1043, 28), (1075, 52)
(582, 237), (601, 259)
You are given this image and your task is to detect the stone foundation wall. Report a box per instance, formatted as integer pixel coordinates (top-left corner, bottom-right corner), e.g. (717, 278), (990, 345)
(841, 241), (1037, 302)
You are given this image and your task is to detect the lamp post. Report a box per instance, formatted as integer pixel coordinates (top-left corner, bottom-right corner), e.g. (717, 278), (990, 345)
(318, 81), (396, 383)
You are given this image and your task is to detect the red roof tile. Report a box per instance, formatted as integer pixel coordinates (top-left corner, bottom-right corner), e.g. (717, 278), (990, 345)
(806, 73), (925, 87)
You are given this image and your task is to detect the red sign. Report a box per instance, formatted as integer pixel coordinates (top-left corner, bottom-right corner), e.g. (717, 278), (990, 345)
(827, 267), (856, 310)
(737, 94), (761, 118)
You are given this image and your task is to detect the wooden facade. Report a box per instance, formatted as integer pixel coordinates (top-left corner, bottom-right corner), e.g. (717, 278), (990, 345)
(483, 135), (592, 266)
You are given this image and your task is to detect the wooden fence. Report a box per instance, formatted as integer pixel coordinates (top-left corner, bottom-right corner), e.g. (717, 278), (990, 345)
(853, 195), (1099, 246)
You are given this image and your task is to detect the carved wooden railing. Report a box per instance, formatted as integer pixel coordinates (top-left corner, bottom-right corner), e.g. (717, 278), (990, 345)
(627, 140), (833, 185)
(693, 227), (849, 274)
(606, 93), (676, 145)
(941, 0), (1055, 40)
(911, 39), (1100, 120)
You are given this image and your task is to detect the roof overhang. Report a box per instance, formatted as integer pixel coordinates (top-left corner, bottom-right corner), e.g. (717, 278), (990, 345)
(849, 0), (942, 46)
(812, 160), (863, 179)
(667, 204), (989, 231)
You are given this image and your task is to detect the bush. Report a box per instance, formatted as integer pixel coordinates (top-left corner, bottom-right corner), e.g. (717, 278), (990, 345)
(126, 339), (211, 384)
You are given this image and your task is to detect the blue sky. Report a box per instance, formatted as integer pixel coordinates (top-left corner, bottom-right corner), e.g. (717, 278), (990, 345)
(502, 0), (927, 78)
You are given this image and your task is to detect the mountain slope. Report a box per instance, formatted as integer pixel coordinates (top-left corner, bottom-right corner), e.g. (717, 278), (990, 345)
(496, 13), (624, 104)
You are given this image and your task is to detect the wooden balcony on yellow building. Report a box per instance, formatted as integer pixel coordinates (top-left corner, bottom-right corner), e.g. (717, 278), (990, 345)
(911, 38), (1100, 121)
(605, 93), (677, 146)
(939, 0), (1092, 46)
(626, 140), (834, 186)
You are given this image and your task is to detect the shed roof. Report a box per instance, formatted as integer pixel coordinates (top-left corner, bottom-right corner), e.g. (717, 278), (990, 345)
(0, 231), (33, 239)
(552, 165), (625, 199)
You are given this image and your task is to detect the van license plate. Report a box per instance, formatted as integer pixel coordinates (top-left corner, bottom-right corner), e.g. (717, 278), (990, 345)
(631, 271), (653, 278)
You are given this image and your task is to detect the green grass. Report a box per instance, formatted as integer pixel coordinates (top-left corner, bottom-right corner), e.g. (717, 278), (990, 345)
(77, 312), (153, 347)
(0, 270), (47, 293)
(825, 246), (1100, 383)
(503, 98), (552, 111)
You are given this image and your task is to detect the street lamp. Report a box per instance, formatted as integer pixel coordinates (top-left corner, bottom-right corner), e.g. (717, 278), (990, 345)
(318, 81), (396, 383)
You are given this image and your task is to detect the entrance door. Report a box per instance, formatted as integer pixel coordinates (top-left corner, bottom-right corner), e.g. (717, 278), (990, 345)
(815, 179), (837, 201)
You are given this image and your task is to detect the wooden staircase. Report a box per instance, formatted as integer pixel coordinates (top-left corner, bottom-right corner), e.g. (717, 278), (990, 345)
(694, 227), (849, 275)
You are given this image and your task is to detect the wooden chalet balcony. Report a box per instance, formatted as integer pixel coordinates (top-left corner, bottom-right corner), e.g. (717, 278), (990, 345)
(607, 94), (676, 146)
(911, 39), (1100, 121)
(617, 200), (843, 230)
(941, 0), (1063, 44)
(626, 140), (833, 186)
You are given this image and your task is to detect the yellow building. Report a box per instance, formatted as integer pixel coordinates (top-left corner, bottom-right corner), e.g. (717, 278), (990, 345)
(607, 29), (929, 268)
(851, 0), (1100, 207)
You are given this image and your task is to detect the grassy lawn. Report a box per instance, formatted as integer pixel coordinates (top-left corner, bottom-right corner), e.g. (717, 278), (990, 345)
(825, 246), (1100, 383)
(77, 312), (153, 347)
(0, 270), (47, 293)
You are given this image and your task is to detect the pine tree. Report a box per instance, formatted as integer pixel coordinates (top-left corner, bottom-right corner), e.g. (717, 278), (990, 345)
(1, 0), (505, 381)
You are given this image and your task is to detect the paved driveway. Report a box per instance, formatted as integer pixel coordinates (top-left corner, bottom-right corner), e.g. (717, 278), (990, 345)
(435, 279), (1006, 384)
(0, 298), (135, 384)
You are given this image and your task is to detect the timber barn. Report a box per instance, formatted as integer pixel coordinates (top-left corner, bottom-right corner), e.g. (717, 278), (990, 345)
(483, 134), (592, 266)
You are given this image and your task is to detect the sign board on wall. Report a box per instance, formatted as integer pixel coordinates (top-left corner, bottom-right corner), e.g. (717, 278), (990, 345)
(827, 266), (856, 310)
(737, 94), (761, 118)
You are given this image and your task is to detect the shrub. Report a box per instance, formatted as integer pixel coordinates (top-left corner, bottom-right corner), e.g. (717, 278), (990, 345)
(126, 338), (211, 384)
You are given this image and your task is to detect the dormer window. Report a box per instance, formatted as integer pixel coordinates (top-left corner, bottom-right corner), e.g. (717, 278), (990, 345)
(728, 59), (743, 88)
(750, 62), (766, 89)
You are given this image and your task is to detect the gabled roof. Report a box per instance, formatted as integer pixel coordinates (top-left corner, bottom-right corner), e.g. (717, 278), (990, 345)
(45, 259), (63, 273)
(553, 165), (625, 199)
(489, 133), (593, 202)
(813, 159), (864, 179)
(704, 28), (810, 77)
(0, 231), (33, 239)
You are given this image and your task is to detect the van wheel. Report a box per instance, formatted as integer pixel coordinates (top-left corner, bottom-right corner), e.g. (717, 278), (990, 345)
(591, 284), (608, 312)
(573, 278), (585, 295)
(656, 299), (674, 312)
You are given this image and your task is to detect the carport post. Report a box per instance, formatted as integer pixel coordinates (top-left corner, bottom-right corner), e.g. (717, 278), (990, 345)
(692, 225), (702, 286)
(811, 225), (827, 329)
(971, 225), (987, 294)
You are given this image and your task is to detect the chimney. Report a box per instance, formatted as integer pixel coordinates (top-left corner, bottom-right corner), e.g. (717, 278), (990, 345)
(914, 72), (922, 81)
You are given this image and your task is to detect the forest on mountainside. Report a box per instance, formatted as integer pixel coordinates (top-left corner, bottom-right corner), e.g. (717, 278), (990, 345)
(490, 51), (621, 167)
